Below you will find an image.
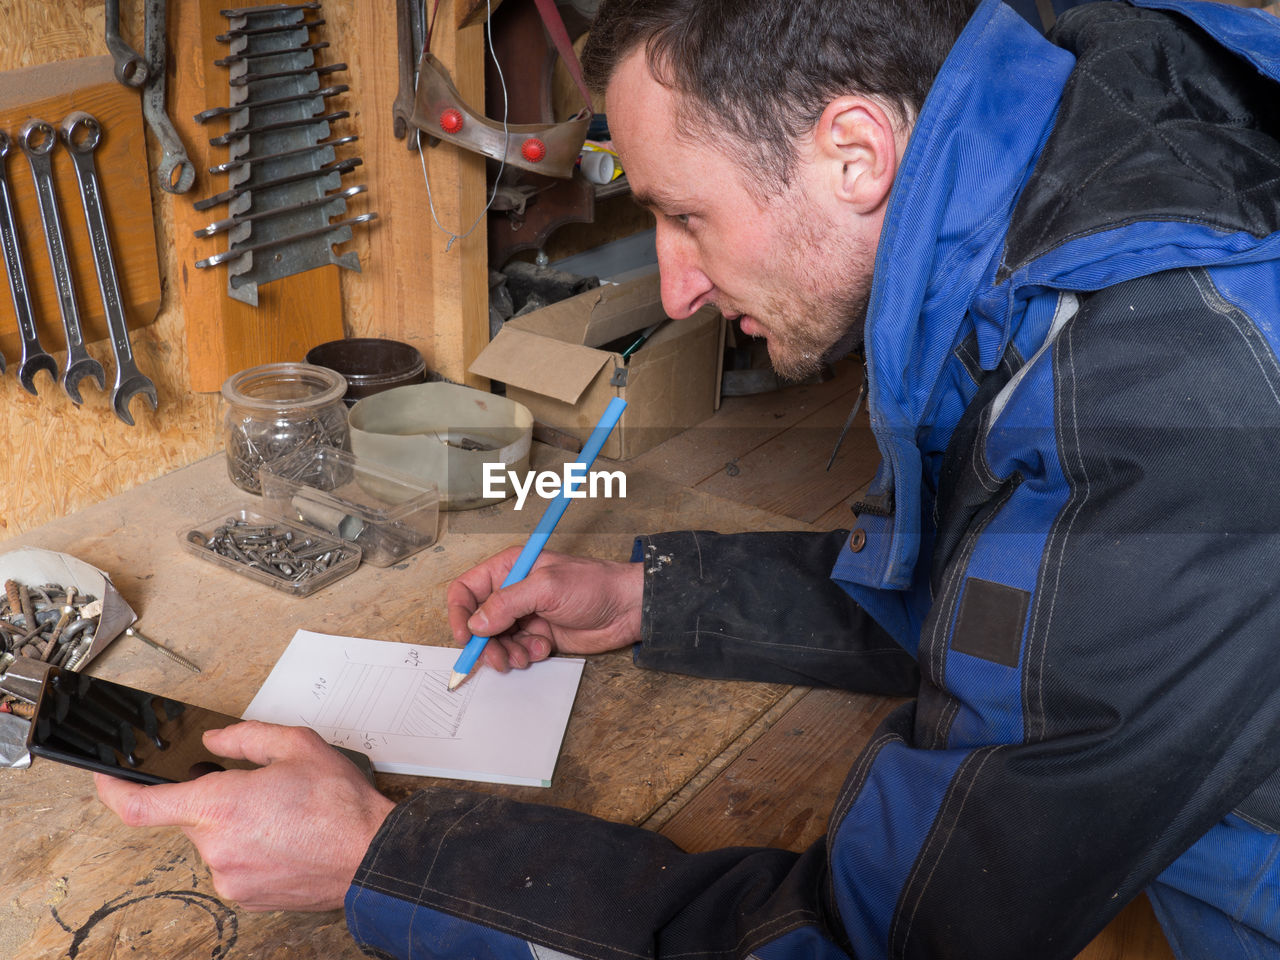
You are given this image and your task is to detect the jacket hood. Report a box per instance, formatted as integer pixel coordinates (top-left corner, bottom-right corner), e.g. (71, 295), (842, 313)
(846, 0), (1280, 593)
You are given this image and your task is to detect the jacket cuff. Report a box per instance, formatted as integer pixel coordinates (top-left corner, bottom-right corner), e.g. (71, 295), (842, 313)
(632, 529), (917, 692)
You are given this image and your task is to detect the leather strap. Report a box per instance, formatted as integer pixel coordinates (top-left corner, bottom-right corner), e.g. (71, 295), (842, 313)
(532, 0), (594, 113)
(427, 0), (593, 113)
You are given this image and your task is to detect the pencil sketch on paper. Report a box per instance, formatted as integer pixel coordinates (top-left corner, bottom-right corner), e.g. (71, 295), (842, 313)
(245, 630), (585, 786)
(308, 657), (479, 740)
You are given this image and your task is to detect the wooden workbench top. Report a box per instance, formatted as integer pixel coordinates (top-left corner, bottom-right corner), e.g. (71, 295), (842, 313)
(0, 446), (814, 959)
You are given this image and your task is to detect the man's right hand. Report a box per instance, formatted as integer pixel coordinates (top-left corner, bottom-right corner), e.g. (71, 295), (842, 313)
(446, 547), (644, 673)
(95, 721), (394, 912)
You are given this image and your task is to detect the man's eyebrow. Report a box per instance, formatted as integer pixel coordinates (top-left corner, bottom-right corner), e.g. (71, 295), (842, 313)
(630, 186), (685, 213)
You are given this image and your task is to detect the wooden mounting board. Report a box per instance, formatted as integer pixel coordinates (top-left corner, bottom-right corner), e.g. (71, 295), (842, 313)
(0, 56), (160, 365)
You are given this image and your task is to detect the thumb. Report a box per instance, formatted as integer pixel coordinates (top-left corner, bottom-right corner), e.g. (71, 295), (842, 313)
(470, 577), (549, 637)
(202, 720), (327, 767)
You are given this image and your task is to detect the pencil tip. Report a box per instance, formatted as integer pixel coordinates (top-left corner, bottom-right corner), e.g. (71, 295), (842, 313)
(447, 671), (465, 691)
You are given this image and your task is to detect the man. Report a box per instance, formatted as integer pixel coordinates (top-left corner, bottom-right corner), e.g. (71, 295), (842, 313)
(97, 0), (1280, 956)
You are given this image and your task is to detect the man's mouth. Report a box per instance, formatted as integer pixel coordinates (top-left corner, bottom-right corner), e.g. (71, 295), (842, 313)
(737, 316), (764, 337)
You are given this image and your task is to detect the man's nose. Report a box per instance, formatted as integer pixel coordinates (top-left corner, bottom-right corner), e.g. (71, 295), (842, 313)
(655, 224), (713, 319)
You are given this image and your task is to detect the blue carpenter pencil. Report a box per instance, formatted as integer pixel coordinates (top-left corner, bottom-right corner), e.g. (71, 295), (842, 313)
(448, 396), (628, 690)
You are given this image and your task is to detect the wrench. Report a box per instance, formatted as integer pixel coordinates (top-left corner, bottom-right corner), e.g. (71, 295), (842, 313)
(142, 0), (195, 193)
(0, 131), (60, 393)
(393, 0), (425, 149)
(20, 120), (107, 405)
(194, 183), (367, 238)
(60, 112), (159, 426)
(194, 212), (379, 269)
(104, 0), (148, 87)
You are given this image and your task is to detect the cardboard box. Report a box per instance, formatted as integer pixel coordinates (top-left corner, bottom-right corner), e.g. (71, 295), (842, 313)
(469, 273), (724, 460)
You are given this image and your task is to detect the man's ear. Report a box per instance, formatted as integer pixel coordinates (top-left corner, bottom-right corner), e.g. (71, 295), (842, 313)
(816, 97), (901, 215)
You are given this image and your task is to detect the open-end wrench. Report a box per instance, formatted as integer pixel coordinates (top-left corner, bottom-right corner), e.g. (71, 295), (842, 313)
(194, 212), (378, 269)
(20, 120), (107, 405)
(142, 0), (195, 194)
(104, 0), (148, 87)
(221, 2), (321, 17)
(208, 110), (351, 147)
(213, 40), (330, 68)
(207, 134), (357, 175)
(0, 131), (59, 393)
(193, 155), (362, 211)
(229, 60), (345, 89)
(194, 183), (367, 238)
(193, 84), (348, 124)
(60, 112), (159, 426)
(216, 17), (326, 45)
(393, 0), (425, 149)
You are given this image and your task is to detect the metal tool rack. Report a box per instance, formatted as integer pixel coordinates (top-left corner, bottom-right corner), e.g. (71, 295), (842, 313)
(194, 1), (375, 307)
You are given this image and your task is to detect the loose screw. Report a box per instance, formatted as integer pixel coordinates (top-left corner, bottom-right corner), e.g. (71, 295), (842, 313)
(125, 627), (202, 674)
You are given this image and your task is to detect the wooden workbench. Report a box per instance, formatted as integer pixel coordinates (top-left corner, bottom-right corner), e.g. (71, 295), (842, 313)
(0, 438), (832, 958)
(0, 367), (1172, 959)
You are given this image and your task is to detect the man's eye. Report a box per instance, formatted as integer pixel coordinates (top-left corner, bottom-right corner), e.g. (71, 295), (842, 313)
(671, 213), (690, 226)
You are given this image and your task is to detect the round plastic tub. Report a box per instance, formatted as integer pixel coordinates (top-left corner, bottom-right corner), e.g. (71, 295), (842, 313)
(348, 382), (532, 511)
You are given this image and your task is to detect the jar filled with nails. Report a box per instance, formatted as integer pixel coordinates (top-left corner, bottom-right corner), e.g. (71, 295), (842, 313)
(221, 362), (349, 494)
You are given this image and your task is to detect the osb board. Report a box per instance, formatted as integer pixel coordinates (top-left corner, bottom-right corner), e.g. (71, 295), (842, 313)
(0, 448), (804, 959)
(0, 1), (222, 543)
(0, 56), (161, 363)
(173, 0), (345, 392)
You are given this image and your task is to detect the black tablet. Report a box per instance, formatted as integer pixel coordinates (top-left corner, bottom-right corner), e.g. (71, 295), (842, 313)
(26, 666), (373, 785)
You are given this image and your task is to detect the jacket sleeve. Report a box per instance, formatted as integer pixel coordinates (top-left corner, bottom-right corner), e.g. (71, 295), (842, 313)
(346, 787), (843, 960)
(343, 529), (915, 960)
(344, 529), (916, 959)
(632, 528), (919, 693)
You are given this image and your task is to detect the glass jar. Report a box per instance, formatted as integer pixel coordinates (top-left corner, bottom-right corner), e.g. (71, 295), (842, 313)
(221, 362), (349, 494)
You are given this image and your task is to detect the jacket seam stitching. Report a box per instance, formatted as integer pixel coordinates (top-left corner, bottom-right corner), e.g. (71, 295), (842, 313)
(1025, 312), (1089, 741)
(889, 746), (1000, 955)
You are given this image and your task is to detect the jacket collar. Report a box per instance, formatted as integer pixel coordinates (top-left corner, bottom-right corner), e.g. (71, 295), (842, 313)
(846, 0), (1075, 589)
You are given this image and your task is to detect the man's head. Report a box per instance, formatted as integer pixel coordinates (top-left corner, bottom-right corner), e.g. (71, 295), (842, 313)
(582, 0), (977, 379)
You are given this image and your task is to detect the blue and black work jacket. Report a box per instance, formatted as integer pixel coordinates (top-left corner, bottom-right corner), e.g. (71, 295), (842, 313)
(346, 2), (1280, 957)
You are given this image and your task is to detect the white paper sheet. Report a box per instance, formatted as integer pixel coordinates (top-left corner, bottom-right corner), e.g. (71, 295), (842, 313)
(242, 629), (585, 787)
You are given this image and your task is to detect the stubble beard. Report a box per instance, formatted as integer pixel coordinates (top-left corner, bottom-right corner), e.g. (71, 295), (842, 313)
(755, 229), (874, 382)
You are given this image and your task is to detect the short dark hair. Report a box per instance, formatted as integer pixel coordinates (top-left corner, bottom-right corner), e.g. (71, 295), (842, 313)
(582, 0), (979, 192)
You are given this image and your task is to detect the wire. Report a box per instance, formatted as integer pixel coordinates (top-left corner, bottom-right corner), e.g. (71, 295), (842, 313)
(416, 0), (510, 253)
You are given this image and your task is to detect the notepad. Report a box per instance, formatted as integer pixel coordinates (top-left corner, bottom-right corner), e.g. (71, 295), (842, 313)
(242, 629), (585, 787)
